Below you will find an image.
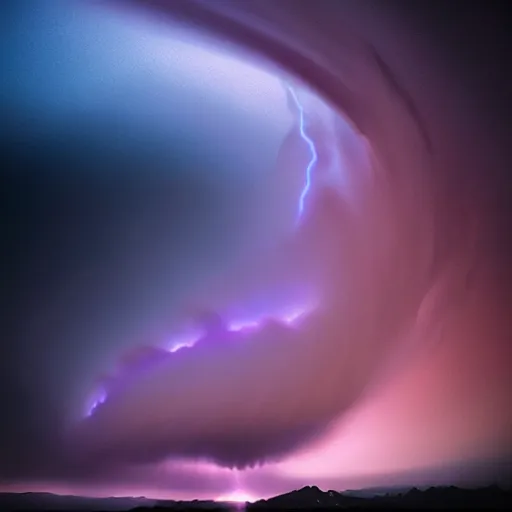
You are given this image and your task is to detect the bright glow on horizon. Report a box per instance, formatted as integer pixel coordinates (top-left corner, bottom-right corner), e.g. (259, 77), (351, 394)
(215, 489), (259, 504)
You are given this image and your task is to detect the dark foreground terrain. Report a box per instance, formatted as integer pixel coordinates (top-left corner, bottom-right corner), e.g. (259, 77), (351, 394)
(1, 485), (510, 511)
(247, 485), (511, 510)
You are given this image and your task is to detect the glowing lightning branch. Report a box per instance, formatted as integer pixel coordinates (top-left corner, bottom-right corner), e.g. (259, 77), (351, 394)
(286, 85), (318, 222)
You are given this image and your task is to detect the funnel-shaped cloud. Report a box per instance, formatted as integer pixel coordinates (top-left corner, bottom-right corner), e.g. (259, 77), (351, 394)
(71, 138), (435, 469)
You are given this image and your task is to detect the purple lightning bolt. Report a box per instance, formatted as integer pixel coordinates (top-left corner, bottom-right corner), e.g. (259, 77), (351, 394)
(286, 84), (319, 222)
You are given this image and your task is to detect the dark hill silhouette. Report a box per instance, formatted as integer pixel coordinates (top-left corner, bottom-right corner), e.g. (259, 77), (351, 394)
(249, 485), (351, 509)
(1, 486), (510, 511)
(247, 484), (511, 510)
(0, 492), (153, 511)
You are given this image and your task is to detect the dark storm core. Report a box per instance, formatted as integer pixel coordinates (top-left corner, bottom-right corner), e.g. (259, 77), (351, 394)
(0, 0), (511, 500)
(0, 1), (268, 476)
(1, 139), (231, 472)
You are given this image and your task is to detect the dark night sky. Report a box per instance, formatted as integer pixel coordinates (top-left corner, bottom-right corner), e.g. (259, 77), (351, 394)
(1, 0), (511, 502)
(0, 0), (300, 481)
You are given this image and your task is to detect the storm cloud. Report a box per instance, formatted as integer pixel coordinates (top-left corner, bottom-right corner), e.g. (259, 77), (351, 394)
(69, 97), (435, 470)
(1, 0), (511, 500)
